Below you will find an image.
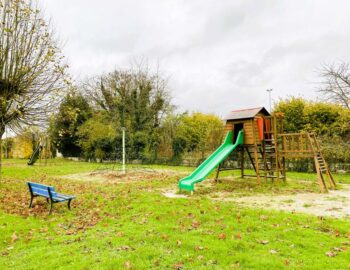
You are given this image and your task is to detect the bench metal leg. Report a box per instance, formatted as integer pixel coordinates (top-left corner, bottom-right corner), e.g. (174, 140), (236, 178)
(29, 196), (34, 208)
(46, 198), (49, 203)
(67, 199), (72, 210)
(48, 200), (53, 215)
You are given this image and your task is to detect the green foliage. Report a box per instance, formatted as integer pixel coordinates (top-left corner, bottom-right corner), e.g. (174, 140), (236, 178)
(77, 113), (116, 161)
(159, 112), (223, 162)
(84, 68), (171, 161)
(274, 97), (350, 164)
(275, 97), (350, 136)
(274, 97), (306, 132)
(50, 93), (92, 157)
(179, 113), (223, 157)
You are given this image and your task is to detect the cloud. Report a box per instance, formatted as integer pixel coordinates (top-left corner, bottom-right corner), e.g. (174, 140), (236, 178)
(42, 0), (350, 116)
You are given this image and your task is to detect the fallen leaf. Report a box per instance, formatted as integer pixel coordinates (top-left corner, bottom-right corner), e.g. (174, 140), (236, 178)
(269, 249), (278, 254)
(234, 233), (242, 239)
(124, 261), (132, 269)
(176, 240), (182, 246)
(260, 215), (268, 221)
(195, 246), (204, 251)
(173, 262), (184, 270)
(65, 229), (76, 235)
(117, 245), (132, 251)
(116, 231), (124, 237)
(218, 233), (226, 240)
(11, 232), (18, 243)
(191, 220), (200, 229)
(257, 239), (269, 245)
(140, 218), (148, 225)
(325, 251), (336, 257)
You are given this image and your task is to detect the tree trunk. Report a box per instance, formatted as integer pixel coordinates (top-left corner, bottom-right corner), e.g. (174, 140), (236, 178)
(0, 125), (5, 184)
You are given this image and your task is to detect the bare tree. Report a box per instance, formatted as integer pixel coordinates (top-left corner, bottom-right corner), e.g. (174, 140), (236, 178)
(318, 62), (350, 109)
(0, 0), (69, 139)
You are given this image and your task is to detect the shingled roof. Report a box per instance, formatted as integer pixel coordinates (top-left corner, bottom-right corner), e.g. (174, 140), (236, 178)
(224, 107), (270, 121)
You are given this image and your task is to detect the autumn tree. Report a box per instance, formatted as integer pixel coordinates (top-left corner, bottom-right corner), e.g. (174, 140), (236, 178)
(0, 0), (69, 139)
(318, 62), (350, 109)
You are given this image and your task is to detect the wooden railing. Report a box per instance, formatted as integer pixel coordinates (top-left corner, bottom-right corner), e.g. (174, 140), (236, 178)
(278, 133), (315, 158)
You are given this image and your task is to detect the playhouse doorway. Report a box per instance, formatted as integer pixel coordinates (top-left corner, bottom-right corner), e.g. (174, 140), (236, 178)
(233, 123), (244, 142)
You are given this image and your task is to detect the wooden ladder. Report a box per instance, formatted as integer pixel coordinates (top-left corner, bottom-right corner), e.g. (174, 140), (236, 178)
(307, 133), (336, 192)
(262, 134), (285, 181)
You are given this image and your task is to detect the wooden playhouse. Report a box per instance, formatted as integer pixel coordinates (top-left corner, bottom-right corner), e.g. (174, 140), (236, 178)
(216, 107), (336, 192)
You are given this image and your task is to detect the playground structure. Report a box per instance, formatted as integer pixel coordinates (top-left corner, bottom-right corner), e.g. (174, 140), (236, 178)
(27, 142), (42, 165)
(179, 107), (336, 193)
(27, 136), (52, 166)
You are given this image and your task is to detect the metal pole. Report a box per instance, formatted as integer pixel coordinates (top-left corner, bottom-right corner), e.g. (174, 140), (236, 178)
(122, 127), (126, 174)
(266, 88), (273, 112)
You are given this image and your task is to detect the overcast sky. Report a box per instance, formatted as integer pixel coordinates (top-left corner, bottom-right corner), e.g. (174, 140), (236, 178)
(42, 0), (350, 117)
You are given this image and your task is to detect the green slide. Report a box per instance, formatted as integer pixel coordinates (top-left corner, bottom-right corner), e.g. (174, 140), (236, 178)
(27, 144), (42, 166)
(179, 130), (244, 192)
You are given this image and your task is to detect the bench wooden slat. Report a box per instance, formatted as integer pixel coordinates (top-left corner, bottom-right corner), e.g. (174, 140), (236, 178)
(28, 182), (53, 189)
(31, 187), (50, 197)
(55, 193), (76, 200)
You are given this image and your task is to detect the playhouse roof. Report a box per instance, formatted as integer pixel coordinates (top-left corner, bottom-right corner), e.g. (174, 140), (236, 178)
(224, 107), (270, 121)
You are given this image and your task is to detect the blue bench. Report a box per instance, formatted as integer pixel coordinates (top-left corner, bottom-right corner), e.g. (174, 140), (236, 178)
(27, 182), (76, 214)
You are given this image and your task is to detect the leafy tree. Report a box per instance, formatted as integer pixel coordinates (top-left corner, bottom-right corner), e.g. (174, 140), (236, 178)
(303, 102), (343, 135)
(160, 112), (223, 162)
(274, 97), (306, 132)
(77, 113), (116, 161)
(50, 92), (92, 157)
(275, 97), (350, 136)
(83, 66), (171, 160)
(178, 113), (223, 158)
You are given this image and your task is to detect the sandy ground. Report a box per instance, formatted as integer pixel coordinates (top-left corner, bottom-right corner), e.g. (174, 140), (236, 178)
(214, 186), (350, 218)
(163, 184), (350, 219)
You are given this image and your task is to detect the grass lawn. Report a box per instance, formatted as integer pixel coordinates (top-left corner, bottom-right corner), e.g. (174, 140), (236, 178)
(0, 159), (350, 269)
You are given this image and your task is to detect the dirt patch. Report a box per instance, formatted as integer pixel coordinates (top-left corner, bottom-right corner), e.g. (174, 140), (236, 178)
(163, 191), (188, 199)
(61, 168), (182, 184)
(212, 185), (350, 219)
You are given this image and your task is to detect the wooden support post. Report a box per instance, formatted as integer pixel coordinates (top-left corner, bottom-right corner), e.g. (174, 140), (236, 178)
(282, 136), (286, 181)
(253, 147), (260, 184)
(240, 147), (244, 179)
(215, 162), (221, 183)
(261, 142), (267, 183)
(273, 116), (279, 181)
(282, 156), (286, 181)
(251, 119), (261, 184)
